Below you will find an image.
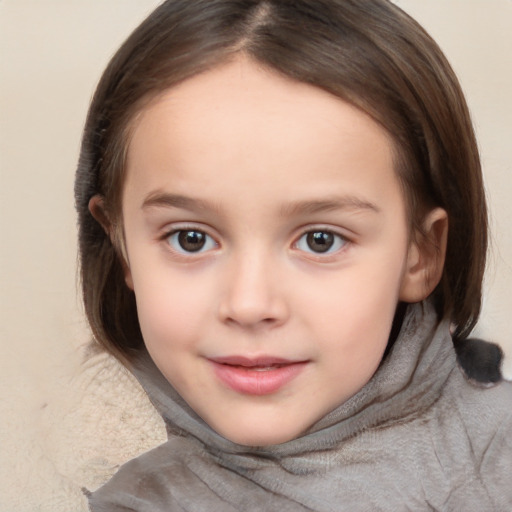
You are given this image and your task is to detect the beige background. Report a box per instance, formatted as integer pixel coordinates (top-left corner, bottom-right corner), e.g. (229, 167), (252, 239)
(0, 0), (511, 506)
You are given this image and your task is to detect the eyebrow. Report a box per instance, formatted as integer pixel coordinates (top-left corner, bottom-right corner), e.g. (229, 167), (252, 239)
(141, 191), (380, 216)
(142, 192), (221, 214)
(279, 196), (380, 217)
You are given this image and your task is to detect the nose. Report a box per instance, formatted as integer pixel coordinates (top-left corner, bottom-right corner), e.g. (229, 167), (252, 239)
(217, 250), (289, 329)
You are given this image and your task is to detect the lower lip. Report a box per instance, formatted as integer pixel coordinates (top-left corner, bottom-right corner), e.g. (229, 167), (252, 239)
(211, 361), (307, 396)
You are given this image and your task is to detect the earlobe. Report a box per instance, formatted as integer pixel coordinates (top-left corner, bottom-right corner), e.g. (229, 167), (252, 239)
(88, 195), (134, 290)
(123, 265), (134, 290)
(399, 208), (448, 303)
(88, 195), (112, 236)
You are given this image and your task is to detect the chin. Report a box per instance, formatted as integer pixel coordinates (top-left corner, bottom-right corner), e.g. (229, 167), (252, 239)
(216, 423), (302, 447)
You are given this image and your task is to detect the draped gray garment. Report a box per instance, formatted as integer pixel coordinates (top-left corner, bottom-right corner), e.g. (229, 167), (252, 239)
(88, 303), (512, 511)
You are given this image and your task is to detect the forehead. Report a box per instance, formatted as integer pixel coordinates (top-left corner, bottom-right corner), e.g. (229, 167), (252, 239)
(124, 57), (398, 211)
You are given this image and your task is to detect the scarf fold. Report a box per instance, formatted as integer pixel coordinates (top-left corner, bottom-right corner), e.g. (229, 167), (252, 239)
(89, 302), (458, 511)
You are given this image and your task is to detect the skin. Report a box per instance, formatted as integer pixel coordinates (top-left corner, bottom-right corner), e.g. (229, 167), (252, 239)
(92, 57), (447, 446)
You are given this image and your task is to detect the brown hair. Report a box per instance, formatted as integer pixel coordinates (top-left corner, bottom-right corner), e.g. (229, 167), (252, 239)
(75, 0), (487, 363)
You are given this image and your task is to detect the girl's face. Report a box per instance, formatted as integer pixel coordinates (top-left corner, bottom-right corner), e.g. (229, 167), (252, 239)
(120, 58), (430, 446)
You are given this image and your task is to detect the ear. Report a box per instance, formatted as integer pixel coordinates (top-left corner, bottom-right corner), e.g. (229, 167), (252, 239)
(88, 195), (134, 290)
(399, 207), (448, 303)
(88, 195), (112, 235)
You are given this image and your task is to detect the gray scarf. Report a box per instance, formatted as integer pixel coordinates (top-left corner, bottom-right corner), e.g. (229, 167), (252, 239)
(88, 302), (464, 511)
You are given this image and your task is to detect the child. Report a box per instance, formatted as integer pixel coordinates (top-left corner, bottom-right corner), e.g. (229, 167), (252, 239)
(75, 0), (512, 509)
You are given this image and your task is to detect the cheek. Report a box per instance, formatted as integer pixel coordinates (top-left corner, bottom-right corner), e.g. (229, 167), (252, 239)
(298, 249), (407, 357)
(302, 254), (406, 321)
(130, 264), (214, 350)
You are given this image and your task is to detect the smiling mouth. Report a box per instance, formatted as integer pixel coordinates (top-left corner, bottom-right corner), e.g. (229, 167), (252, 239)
(250, 365), (286, 371)
(209, 356), (308, 395)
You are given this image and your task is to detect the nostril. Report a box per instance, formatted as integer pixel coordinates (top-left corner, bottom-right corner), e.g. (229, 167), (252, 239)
(220, 305), (287, 329)
(217, 262), (289, 327)
(224, 314), (278, 328)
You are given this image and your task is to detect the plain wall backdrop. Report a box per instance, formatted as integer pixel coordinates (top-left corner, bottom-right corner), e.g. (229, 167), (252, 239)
(1, 0), (511, 502)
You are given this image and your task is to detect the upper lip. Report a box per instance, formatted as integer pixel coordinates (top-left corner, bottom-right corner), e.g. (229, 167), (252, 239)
(209, 356), (306, 367)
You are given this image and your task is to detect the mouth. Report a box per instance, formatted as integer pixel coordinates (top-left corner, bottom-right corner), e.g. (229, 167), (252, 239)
(209, 356), (308, 396)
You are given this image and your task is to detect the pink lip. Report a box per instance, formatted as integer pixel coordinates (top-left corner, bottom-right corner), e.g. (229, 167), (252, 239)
(209, 356), (308, 396)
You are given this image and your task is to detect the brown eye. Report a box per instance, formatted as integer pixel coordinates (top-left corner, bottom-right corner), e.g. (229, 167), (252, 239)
(296, 230), (347, 255)
(167, 230), (216, 253)
(178, 230), (205, 251)
(306, 231), (334, 253)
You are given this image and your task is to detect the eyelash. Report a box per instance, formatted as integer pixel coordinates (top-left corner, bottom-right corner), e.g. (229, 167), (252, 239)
(163, 226), (218, 255)
(161, 226), (350, 259)
(294, 228), (349, 257)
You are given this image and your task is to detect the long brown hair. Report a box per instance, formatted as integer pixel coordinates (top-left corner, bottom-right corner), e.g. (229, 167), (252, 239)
(75, 0), (487, 363)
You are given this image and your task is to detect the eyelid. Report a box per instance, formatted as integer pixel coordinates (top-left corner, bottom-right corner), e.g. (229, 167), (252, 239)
(160, 223), (220, 256)
(294, 224), (352, 241)
(159, 221), (217, 239)
(292, 225), (352, 258)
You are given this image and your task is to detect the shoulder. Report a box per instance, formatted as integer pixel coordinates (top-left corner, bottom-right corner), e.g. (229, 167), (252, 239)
(441, 348), (512, 509)
(454, 375), (512, 445)
(460, 378), (512, 508)
(87, 436), (243, 512)
(447, 338), (512, 449)
(87, 438), (194, 512)
(413, 345), (512, 509)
